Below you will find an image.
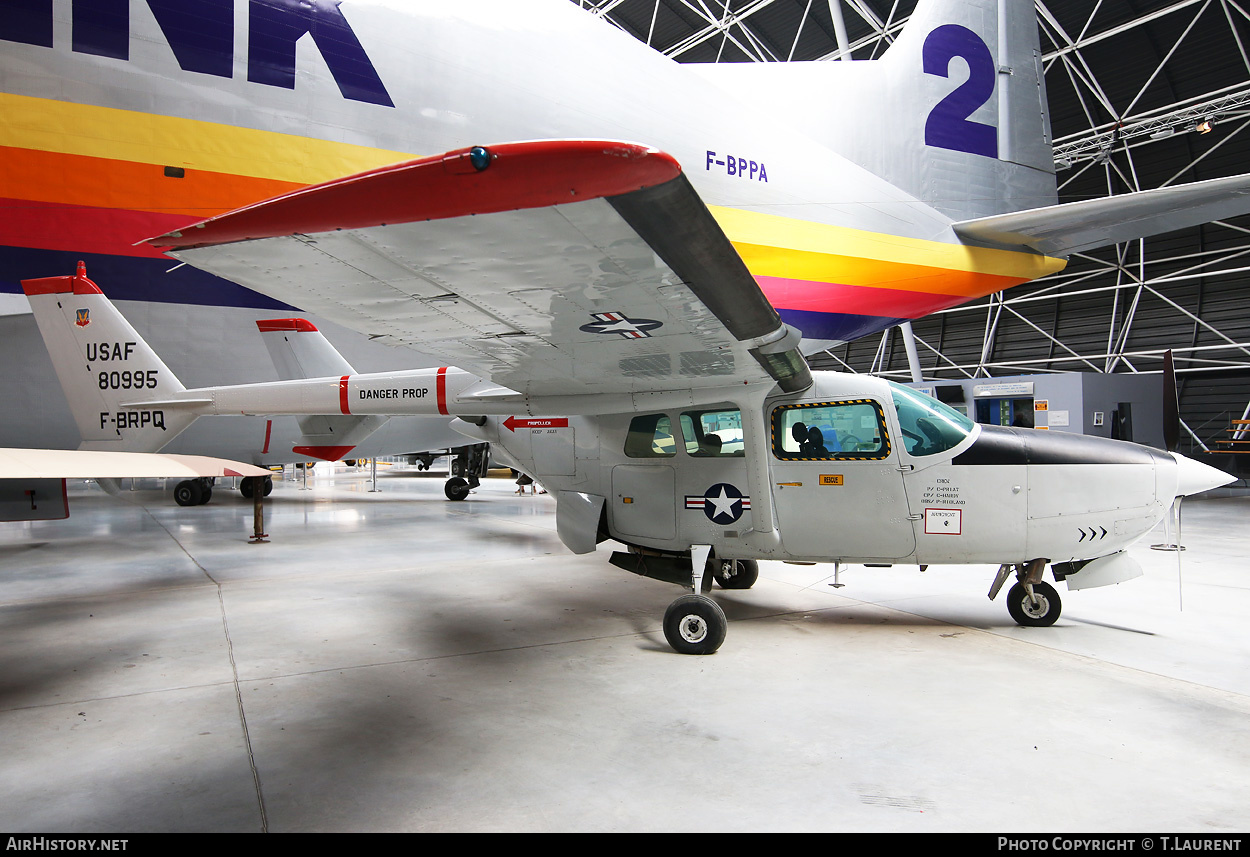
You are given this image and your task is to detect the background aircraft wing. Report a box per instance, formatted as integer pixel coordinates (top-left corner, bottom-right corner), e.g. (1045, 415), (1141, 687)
(0, 449), (270, 479)
(148, 141), (810, 399)
(953, 172), (1250, 256)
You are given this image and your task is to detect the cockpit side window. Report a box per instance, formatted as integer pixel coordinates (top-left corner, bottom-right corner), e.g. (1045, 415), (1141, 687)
(679, 409), (744, 457)
(771, 400), (891, 460)
(889, 382), (976, 457)
(624, 413), (676, 458)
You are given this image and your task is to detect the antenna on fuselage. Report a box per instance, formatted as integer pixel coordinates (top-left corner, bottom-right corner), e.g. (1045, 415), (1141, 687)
(1150, 350), (1185, 609)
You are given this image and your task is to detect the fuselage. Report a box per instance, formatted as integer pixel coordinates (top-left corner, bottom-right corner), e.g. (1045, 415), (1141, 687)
(449, 371), (1185, 566)
(0, 0), (1064, 454)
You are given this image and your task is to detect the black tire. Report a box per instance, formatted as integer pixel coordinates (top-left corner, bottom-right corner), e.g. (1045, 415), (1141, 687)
(444, 476), (471, 501)
(663, 594), (727, 655)
(1006, 581), (1061, 627)
(199, 486), (212, 505)
(174, 480), (202, 507)
(711, 558), (759, 590)
(240, 478), (254, 499)
(263, 476), (273, 497)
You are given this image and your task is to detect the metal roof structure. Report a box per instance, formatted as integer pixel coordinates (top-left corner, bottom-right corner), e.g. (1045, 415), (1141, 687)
(572, 0), (1250, 454)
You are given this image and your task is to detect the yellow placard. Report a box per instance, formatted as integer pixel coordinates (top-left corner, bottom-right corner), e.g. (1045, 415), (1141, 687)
(819, 474), (844, 486)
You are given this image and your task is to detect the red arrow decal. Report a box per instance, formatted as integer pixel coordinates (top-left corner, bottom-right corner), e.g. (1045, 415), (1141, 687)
(503, 417), (569, 432)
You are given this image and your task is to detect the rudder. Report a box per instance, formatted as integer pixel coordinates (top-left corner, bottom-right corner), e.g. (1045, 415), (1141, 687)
(690, 0), (1056, 220)
(22, 262), (197, 452)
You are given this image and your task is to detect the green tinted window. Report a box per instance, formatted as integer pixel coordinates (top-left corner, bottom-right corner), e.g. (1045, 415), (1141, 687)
(624, 413), (675, 458)
(889, 382), (976, 457)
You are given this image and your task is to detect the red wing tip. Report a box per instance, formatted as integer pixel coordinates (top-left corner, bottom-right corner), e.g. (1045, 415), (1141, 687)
(148, 140), (683, 251)
(256, 318), (320, 333)
(292, 445), (356, 462)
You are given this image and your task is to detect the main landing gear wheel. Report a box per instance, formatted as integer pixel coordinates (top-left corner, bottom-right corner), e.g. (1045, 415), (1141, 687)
(1006, 581), (1062, 627)
(710, 558), (759, 590)
(663, 594), (727, 655)
(239, 475), (273, 499)
(174, 479), (205, 507)
(444, 476), (471, 501)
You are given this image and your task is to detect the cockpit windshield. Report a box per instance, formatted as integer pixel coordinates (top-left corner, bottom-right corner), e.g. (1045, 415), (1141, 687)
(889, 382), (976, 457)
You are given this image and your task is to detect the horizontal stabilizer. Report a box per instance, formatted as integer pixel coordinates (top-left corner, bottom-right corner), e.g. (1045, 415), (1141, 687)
(953, 172), (1250, 256)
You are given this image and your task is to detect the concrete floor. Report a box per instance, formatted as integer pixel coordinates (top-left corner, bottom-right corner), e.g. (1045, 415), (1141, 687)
(0, 463), (1247, 833)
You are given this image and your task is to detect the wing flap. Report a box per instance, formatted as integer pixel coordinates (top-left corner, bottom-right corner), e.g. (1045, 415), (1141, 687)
(954, 172), (1250, 256)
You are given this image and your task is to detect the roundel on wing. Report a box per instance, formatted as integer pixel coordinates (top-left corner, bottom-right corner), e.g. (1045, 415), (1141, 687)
(579, 311), (663, 339)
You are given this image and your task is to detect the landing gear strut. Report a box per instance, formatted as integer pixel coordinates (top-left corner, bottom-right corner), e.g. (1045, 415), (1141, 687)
(660, 545), (728, 655)
(990, 560), (1062, 627)
(444, 443), (490, 501)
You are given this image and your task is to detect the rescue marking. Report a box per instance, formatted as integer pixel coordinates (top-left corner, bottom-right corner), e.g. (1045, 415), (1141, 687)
(819, 474), (844, 486)
(579, 312), (663, 339)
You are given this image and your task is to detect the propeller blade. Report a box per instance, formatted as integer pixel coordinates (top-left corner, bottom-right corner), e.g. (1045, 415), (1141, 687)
(1163, 349), (1180, 452)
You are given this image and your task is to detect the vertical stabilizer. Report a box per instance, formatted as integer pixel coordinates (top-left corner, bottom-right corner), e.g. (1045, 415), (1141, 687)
(255, 318), (385, 461)
(256, 318), (356, 380)
(690, 0), (1056, 220)
(22, 263), (197, 452)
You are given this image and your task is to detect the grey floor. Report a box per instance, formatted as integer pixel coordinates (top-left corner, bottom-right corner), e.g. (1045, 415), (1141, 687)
(0, 462), (1247, 833)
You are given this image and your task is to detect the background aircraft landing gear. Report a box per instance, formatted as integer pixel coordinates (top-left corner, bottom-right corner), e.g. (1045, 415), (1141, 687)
(443, 443), (490, 502)
(239, 475), (273, 499)
(444, 476), (471, 501)
(663, 594), (727, 655)
(174, 477), (214, 506)
(711, 557), (759, 590)
(1006, 581), (1062, 627)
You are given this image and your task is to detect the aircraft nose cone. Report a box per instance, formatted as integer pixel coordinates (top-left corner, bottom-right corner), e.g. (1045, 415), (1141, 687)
(1171, 452), (1235, 496)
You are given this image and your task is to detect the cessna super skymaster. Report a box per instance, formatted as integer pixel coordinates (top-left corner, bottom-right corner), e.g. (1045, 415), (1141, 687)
(4, 0), (1241, 652)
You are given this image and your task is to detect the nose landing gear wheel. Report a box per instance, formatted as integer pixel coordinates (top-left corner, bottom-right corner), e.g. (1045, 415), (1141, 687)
(663, 594), (727, 654)
(1006, 581), (1061, 627)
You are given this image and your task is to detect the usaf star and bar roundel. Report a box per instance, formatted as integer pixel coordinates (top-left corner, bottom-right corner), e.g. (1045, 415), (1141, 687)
(685, 483), (751, 524)
(579, 312), (663, 339)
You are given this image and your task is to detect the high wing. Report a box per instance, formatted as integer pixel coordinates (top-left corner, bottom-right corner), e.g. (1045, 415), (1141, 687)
(147, 141), (810, 402)
(953, 172), (1250, 257)
(0, 448), (270, 479)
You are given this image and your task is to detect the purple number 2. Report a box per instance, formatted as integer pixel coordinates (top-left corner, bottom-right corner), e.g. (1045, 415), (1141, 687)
(923, 24), (998, 158)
